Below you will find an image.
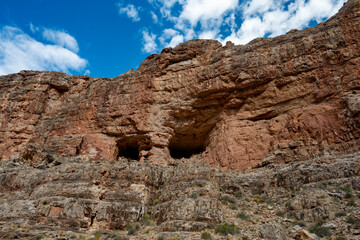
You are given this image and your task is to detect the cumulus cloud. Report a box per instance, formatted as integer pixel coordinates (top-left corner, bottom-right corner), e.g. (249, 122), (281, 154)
(225, 0), (347, 44)
(0, 26), (87, 76)
(42, 29), (79, 53)
(140, 0), (346, 53)
(178, 0), (238, 27)
(167, 34), (184, 47)
(29, 24), (80, 53)
(151, 11), (159, 23)
(118, 4), (140, 22)
(148, 0), (183, 21)
(142, 29), (157, 53)
(136, 0), (347, 53)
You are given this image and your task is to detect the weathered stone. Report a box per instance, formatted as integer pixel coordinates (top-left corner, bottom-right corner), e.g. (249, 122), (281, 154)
(259, 222), (287, 240)
(295, 229), (319, 240)
(0, 0), (359, 170)
(0, 0), (360, 238)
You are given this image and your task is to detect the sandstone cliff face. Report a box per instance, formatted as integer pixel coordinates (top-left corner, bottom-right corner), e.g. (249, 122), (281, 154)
(0, 0), (359, 170)
(1, 1), (360, 239)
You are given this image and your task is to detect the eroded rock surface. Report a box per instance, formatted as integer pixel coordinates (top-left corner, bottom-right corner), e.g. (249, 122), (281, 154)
(1, 0), (360, 239)
(1, 0), (359, 170)
(1, 151), (360, 239)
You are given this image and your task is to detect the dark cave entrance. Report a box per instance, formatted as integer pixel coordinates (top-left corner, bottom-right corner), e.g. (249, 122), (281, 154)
(117, 135), (151, 160)
(168, 131), (208, 159)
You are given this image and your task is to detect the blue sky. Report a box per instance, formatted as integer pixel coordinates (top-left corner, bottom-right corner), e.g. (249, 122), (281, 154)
(0, 0), (346, 78)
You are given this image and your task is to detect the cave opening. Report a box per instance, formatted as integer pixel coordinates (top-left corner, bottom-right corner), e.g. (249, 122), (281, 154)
(168, 131), (208, 159)
(117, 136), (150, 160)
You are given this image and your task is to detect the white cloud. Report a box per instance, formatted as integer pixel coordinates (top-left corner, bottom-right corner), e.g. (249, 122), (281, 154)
(198, 30), (219, 40)
(42, 28), (79, 53)
(142, 29), (157, 53)
(151, 11), (159, 23)
(28, 24), (80, 53)
(179, 0), (238, 27)
(160, 28), (179, 43)
(158, 28), (185, 47)
(118, 4), (140, 22)
(148, 0), (183, 21)
(243, 0), (277, 16)
(167, 34), (184, 47)
(29, 23), (39, 33)
(0, 26), (87, 76)
(225, 0), (347, 45)
(139, 0), (346, 53)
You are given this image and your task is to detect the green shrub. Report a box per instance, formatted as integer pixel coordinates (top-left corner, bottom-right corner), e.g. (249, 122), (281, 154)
(293, 221), (306, 227)
(338, 186), (352, 193)
(142, 213), (152, 226)
(200, 231), (212, 240)
(147, 207), (152, 215)
(347, 199), (357, 207)
(335, 211), (346, 217)
(229, 204), (238, 210)
(191, 193), (197, 199)
(316, 183), (327, 189)
(355, 222), (360, 229)
(42, 200), (49, 205)
(308, 224), (331, 237)
(234, 192), (243, 199)
(214, 223), (240, 235)
(345, 216), (357, 224)
(34, 235), (43, 240)
(346, 216), (360, 229)
(253, 198), (264, 204)
(241, 236), (250, 240)
(276, 211), (285, 217)
(94, 232), (101, 240)
(261, 196), (274, 205)
(221, 195), (236, 203)
(157, 235), (166, 240)
(236, 212), (250, 221)
(345, 192), (353, 199)
(126, 223), (140, 235)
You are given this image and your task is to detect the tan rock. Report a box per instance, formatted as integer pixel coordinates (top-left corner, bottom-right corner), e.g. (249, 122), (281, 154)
(295, 229), (319, 240)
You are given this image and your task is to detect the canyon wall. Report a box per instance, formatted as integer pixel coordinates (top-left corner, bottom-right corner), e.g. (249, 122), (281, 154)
(0, 0), (359, 170)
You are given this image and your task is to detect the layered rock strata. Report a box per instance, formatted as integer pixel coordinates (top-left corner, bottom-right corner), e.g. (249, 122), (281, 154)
(0, 0), (359, 170)
(1, 0), (360, 239)
(1, 149), (360, 239)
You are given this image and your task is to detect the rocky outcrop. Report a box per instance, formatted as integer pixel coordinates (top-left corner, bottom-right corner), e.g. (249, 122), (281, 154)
(1, 0), (360, 239)
(0, 151), (223, 232)
(1, 149), (360, 239)
(1, 0), (359, 170)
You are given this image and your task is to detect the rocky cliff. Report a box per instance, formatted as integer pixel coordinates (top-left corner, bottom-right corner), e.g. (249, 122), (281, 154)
(0, 0), (360, 239)
(1, 0), (359, 170)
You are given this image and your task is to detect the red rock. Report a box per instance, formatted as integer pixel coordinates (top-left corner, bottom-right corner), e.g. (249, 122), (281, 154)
(0, 0), (359, 170)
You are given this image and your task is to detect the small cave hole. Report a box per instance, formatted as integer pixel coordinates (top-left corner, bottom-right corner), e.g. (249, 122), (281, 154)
(117, 136), (150, 161)
(117, 141), (140, 160)
(169, 132), (207, 159)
